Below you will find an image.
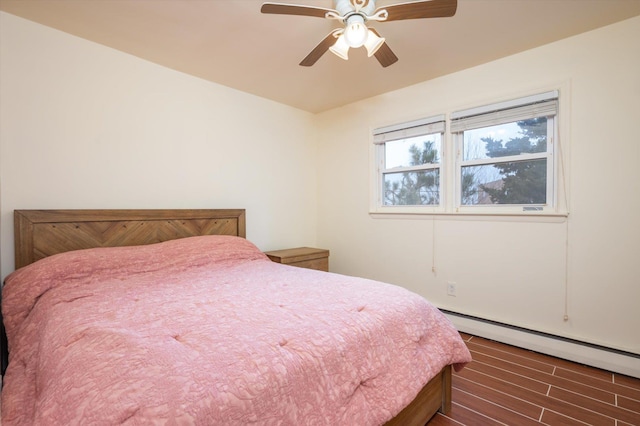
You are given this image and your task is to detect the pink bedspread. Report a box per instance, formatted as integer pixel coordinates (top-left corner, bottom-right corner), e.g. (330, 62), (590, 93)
(2, 236), (471, 425)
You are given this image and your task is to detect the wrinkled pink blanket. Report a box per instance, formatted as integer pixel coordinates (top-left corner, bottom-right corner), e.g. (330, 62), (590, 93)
(2, 236), (471, 425)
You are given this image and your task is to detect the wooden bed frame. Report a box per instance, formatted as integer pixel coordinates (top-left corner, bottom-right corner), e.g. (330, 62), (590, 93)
(6, 209), (452, 425)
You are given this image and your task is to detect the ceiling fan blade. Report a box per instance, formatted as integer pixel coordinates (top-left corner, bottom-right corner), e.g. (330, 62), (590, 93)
(261, 2), (336, 18)
(369, 28), (398, 67)
(376, 0), (457, 21)
(299, 31), (340, 67)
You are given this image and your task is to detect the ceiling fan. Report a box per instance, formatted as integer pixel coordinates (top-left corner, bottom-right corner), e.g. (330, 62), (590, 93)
(261, 0), (457, 67)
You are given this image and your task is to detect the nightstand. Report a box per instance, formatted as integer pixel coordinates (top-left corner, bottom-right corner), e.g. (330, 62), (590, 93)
(264, 247), (329, 272)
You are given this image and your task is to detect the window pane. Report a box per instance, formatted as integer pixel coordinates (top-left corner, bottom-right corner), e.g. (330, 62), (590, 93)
(385, 134), (441, 169)
(463, 118), (547, 161)
(461, 159), (547, 205)
(384, 170), (440, 205)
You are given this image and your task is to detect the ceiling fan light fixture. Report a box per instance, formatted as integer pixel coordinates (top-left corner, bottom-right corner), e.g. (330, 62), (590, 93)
(329, 34), (350, 60)
(343, 15), (368, 48)
(364, 29), (385, 57)
(261, 0), (459, 67)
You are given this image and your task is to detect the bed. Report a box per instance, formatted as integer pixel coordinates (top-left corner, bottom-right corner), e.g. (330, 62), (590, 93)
(1, 209), (471, 425)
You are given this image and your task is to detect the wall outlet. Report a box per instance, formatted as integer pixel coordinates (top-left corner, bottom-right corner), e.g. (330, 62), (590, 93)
(447, 282), (457, 297)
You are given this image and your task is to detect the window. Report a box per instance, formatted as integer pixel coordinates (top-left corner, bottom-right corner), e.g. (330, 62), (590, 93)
(373, 116), (445, 211)
(371, 91), (560, 215)
(452, 91), (557, 212)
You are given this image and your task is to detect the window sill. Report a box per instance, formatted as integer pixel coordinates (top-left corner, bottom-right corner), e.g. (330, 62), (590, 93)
(369, 210), (569, 222)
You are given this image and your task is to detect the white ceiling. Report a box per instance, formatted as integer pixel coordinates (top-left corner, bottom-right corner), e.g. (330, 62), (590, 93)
(2, 0), (639, 113)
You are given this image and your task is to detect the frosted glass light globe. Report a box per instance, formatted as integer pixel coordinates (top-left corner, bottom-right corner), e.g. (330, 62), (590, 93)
(344, 16), (368, 48)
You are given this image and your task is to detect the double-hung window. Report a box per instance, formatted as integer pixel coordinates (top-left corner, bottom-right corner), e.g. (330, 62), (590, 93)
(373, 115), (445, 212)
(451, 91), (558, 213)
(371, 91), (561, 216)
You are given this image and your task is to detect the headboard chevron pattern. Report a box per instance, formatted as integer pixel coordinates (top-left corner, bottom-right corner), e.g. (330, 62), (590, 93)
(13, 209), (246, 269)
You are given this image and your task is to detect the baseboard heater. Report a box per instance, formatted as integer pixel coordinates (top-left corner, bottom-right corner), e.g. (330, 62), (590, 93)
(440, 309), (640, 379)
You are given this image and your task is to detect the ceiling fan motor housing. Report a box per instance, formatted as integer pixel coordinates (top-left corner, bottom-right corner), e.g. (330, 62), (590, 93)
(335, 0), (376, 20)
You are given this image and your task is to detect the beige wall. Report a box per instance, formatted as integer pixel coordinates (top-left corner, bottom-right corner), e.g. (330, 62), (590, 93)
(316, 16), (640, 356)
(0, 12), (319, 276)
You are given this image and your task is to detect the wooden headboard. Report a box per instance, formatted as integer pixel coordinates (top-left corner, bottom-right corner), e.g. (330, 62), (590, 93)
(14, 209), (246, 269)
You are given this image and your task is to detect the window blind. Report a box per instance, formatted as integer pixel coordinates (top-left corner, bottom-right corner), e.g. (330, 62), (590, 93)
(373, 115), (445, 144)
(451, 91), (558, 133)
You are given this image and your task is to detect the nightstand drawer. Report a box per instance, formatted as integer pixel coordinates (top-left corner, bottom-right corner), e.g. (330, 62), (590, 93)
(264, 247), (329, 272)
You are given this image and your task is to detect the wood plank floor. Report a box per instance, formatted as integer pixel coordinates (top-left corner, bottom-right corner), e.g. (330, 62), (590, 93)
(429, 333), (640, 426)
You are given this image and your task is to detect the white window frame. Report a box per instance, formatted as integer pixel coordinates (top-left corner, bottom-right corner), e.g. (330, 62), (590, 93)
(371, 115), (446, 214)
(370, 90), (565, 217)
(451, 91), (558, 214)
